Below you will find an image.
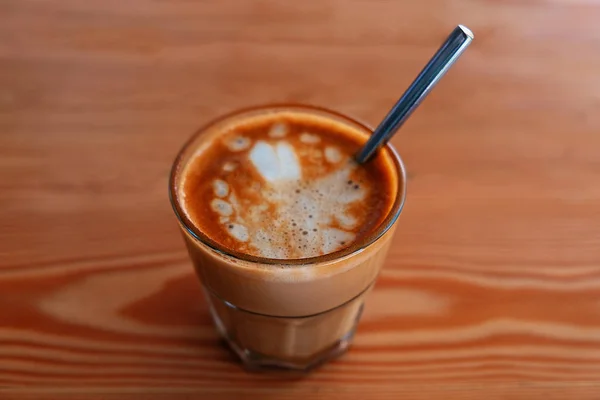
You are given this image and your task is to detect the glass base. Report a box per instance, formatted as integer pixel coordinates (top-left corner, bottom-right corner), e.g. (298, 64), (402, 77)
(230, 327), (356, 372)
(203, 285), (367, 371)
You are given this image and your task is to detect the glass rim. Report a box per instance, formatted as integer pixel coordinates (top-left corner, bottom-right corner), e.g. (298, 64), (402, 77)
(169, 103), (407, 266)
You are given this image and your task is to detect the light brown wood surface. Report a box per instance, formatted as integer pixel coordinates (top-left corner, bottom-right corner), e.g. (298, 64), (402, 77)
(2, 0), (600, 398)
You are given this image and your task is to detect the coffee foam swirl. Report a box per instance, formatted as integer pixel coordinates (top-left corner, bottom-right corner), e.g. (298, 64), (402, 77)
(203, 129), (370, 258)
(180, 114), (396, 260)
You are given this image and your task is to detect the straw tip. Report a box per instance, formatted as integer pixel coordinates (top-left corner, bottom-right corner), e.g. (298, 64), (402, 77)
(458, 25), (474, 40)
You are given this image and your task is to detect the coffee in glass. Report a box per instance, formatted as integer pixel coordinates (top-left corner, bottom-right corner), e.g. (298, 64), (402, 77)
(170, 105), (406, 370)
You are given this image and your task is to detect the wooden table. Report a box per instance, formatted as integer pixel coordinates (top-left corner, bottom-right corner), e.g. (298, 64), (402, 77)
(3, 1), (600, 398)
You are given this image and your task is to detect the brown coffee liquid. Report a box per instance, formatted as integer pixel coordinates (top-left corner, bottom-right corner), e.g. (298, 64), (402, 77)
(179, 111), (396, 259)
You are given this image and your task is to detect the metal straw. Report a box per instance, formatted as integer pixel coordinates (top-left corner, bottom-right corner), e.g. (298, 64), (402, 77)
(355, 25), (474, 163)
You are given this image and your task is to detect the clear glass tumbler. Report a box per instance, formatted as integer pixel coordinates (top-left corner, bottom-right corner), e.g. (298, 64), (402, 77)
(169, 105), (406, 370)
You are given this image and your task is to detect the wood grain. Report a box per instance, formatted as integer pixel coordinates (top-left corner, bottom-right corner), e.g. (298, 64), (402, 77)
(2, 0), (600, 398)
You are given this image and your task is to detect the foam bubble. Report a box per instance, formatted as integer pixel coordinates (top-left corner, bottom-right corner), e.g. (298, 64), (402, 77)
(213, 179), (229, 197)
(269, 123), (288, 138)
(228, 192), (241, 213)
(336, 213), (358, 229)
(227, 191), (240, 206)
(227, 223), (249, 242)
(248, 205), (265, 223)
(226, 136), (251, 151)
(210, 199), (233, 216)
(223, 162), (237, 172)
(300, 133), (321, 144)
(324, 146), (342, 163)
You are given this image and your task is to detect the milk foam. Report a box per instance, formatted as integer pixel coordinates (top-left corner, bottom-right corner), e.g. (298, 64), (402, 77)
(324, 147), (342, 164)
(249, 141), (301, 182)
(226, 136), (251, 151)
(213, 180), (229, 197)
(300, 133), (320, 144)
(269, 122), (288, 138)
(203, 124), (369, 258)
